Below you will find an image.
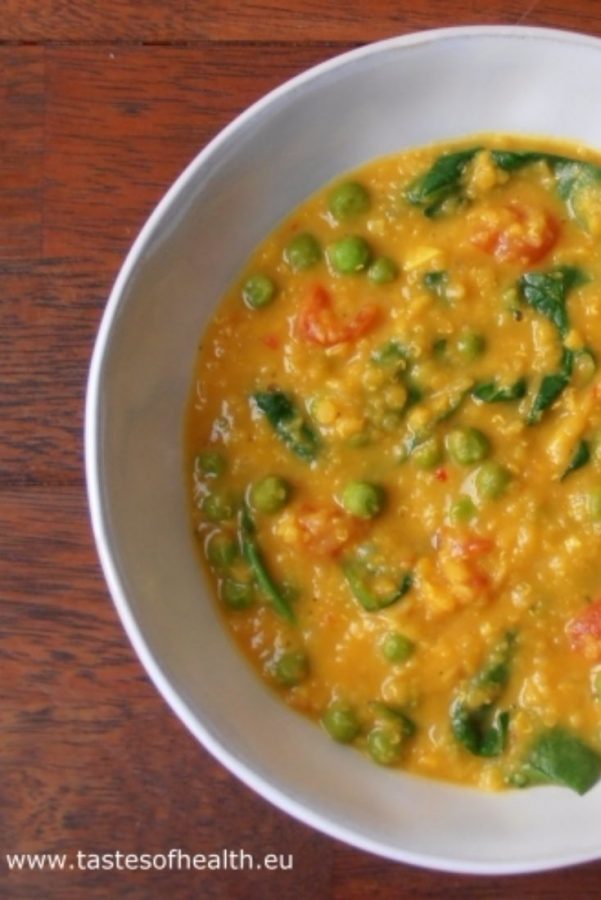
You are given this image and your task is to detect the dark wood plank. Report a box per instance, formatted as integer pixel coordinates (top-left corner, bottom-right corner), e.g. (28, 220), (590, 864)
(0, 49), (44, 260)
(0, 270), (105, 484)
(330, 846), (601, 898)
(43, 44), (345, 273)
(0, 0), (191, 42)
(4, 0), (601, 42)
(0, 486), (331, 900)
(1, 45), (347, 486)
(202, 0), (601, 42)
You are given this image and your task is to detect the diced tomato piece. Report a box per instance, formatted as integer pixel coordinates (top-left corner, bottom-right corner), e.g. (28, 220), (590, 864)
(296, 284), (379, 347)
(295, 502), (361, 557)
(467, 569), (491, 591)
(460, 535), (494, 557)
(262, 333), (280, 349)
(567, 598), (601, 659)
(441, 527), (494, 558)
(433, 527), (494, 603)
(434, 466), (449, 482)
(470, 202), (559, 265)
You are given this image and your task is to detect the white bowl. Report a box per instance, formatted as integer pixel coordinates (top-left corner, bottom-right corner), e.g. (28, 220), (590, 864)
(85, 25), (601, 874)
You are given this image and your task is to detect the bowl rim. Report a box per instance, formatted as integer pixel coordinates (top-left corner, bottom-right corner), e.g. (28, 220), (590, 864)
(85, 24), (601, 875)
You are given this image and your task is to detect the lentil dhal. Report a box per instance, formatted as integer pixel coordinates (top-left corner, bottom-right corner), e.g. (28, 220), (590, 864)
(186, 135), (601, 793)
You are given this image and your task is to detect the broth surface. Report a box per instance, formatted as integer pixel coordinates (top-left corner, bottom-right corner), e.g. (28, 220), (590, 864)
(186, 135), (601, 791)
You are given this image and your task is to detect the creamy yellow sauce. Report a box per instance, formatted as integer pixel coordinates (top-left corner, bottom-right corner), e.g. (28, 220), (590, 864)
(186, 135), (601, 791)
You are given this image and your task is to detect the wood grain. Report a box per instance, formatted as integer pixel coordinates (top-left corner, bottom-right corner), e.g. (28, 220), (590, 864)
(1, 44), (341, 483)
(0, 269), (101, 484)
(4, 3), (601, 898)
(3, 0), (601, 42)
(201, 0), (601, 42)
(0, 49), (43, 260)
(0, 487), (331, 900)
(43, 44), (338, 272)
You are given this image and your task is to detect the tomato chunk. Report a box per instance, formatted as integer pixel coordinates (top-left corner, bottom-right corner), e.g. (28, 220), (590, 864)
(567, 598), (601, 659)
(470, 202), (559, 265)
(295, 502), (361, 557)
(296, 284), (379, 347)
(261, 333), (280, 349)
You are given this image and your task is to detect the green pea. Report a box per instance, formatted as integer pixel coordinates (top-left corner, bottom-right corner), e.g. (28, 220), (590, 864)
(449, 495), (477, 523)
(381, 632), (415, 664)
(367, 724), (404, 766)
(446, 427), (490, 466)
(328, 181), (371, 221)
(340, 481), (385, 518)
(411, 437), (442, 470)
(201, 491), (235, 522)
(196, 450), (226, 477)
(380, 411), (403, 433)
(501, 286), (519, 309)
(321, 702), (360, 743)
(456, 329), (486, 361)
(250, 475), (291, 514)
(242, 273), (277, 309)
(206, 532), (238, 569)
(273, 650), (308, 687)
(573, 349), (597, 388)
(587, 487), (601, 521)
(369, 701), (416, 734)
(475, 460), (511, 500)
(283, 232), (321, 271)
(221, 578), (254, 610)
(367, 256), (399, 285)
(327, 236), (371, 275)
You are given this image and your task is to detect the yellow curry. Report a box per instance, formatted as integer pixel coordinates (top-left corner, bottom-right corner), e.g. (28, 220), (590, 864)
(186, 135), (601, 793)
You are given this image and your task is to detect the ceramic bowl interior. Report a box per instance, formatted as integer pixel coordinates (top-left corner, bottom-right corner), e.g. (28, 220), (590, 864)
(86, 26), (601, 874)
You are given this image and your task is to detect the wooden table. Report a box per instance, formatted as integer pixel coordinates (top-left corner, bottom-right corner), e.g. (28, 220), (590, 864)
(4, 2), (601, 897)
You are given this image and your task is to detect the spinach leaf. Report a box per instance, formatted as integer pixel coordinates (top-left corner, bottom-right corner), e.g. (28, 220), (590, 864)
(472, 378), (527, 403)
(554, 159), (601, 233)
(253, 389), (319, 461)
(398, 386), (470, 459)
(491, 149), (548, 171)
(450, 632), (516, 758)
(561, 439), (591, 481)
(473, 631), (516, 690)
(432, 337), (448, 359)
(409, 147), (601, 227)
(404, 147), (480, 216)
(451, 704), (509, 758)
(492, 151), (601, 219)
(371, 339), (409, 366)
(553, 158), (601, 203)
(527, 347), (574, 425)
(492, 149), (600, 184)
(518, 265), (587, 338)
(423, 270), (449, 299)
(517, 727), (601, 795)
(517, 268), (586, 424)
(342, 558), (412, 612)
(240, 506), (295, 622)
